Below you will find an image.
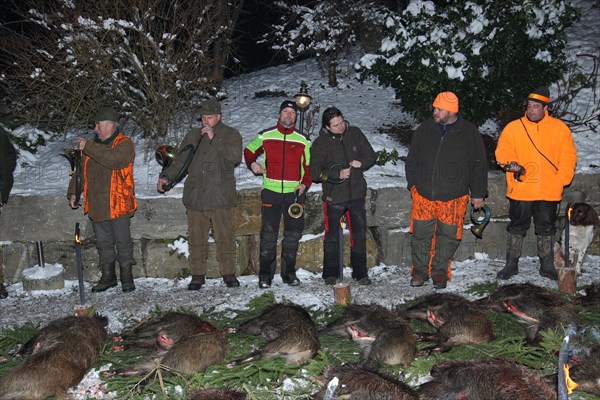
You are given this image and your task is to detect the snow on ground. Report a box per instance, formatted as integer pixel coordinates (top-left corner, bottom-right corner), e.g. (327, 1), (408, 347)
(2, 256), (600, 335)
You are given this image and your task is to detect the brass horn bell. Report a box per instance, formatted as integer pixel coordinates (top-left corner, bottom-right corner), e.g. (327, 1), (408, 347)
(288, 190), (304, 219)
(288, 203), (303, 219)
(155, 145), (176, 169)
(470, 204), (491, 239)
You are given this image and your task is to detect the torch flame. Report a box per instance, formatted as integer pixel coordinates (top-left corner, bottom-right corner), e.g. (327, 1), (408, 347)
(75, 233), (81, 245)
(563, 363), (579, 394)
(567, 205), (573, 222)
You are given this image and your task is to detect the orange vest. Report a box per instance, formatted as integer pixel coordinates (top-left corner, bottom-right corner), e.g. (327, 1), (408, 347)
(83, 134), (137, 218)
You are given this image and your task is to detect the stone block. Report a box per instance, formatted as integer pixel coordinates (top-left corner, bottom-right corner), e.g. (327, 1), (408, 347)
(234, 188), (262, 235)
(367, 187), (412, 227)
(142, 239), (190, 279)
(134, 198), (187, 239)
(142, 238), (243, 279)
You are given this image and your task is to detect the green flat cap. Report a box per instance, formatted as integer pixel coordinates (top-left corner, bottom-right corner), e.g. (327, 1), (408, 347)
(95, 107), (119, 122)
(199, 99), (221, 116)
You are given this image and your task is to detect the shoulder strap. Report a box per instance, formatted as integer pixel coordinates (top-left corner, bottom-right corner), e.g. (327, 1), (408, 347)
(519, 118), (558, 171)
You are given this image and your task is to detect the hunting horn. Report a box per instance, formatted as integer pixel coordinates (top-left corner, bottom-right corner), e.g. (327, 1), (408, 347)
(62, 148), (83, 206)
(470, 204), (491, 239)
(288, 190), (303, 219)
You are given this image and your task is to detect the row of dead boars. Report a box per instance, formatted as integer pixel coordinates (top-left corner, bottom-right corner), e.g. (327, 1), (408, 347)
(0, 282), (598, 399)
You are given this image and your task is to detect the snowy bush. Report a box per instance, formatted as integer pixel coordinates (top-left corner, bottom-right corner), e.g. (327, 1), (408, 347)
(0, 1), (243, 138)
(358, 0), (579, 125)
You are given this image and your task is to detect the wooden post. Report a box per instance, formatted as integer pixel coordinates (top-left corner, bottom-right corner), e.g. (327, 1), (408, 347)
(333, 282), (351, 306)
(557, 268), (577, 296)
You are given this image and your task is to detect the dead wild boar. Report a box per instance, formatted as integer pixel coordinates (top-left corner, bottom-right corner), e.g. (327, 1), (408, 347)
(111, 311), (209, 351)
(475, 283), (567, 315)
(102, 312), (226, 377)
(347, 311), (417, 370)
(419, 358), (556, 400)
(228, 303), (320, 366)
(0, 315), (108, 400)
(402, 293), (493, 352)
(477, 283), (580, 344)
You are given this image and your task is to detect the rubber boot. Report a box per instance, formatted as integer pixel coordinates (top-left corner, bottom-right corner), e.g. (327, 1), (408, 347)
(497, 233), (523, 280)
(188, 274), (205, 290)
(120, 264), (136, 293)
(91, 262), (118, 292)
(538, 235), (558, 280)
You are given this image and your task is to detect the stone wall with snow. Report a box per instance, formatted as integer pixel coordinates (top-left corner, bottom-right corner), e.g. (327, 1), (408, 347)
(1, 172), (598, 284)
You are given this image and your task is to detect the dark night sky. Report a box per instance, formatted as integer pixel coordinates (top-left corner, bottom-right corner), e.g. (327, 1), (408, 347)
(229, 0), (290, 75)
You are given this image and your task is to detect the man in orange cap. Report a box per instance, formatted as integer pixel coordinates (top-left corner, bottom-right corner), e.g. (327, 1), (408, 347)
(405, 92), (488, 289)
(495, 87), (577, 281)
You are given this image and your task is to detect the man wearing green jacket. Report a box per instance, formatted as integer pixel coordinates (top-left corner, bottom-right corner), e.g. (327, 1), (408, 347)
(158, 99), (243, 290)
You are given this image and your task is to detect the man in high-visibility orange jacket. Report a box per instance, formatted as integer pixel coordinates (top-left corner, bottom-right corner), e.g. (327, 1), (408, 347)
(495, 87), (577, 280)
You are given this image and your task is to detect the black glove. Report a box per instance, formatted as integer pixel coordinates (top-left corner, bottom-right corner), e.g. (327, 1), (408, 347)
(502, 162), (525, 182)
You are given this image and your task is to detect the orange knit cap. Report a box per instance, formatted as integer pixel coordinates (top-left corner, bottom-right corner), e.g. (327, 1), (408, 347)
(432, 91), (459, 113)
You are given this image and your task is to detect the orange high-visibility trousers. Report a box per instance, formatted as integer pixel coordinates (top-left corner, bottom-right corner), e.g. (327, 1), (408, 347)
(409, 187), (468, 280)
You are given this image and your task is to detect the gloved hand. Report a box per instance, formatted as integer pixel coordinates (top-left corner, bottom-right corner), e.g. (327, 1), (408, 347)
(502, 162), (525, 182)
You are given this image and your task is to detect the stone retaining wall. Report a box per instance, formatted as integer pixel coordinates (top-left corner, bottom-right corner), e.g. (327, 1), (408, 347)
(1, 172), (598, 284)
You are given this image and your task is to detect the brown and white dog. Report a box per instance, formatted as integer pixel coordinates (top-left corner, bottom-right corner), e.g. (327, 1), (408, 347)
(554, 202), (599, 274)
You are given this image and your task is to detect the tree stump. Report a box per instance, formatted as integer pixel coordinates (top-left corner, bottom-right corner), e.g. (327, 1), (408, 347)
(557, 268), (577, 296)
(333, 282), (351, 306)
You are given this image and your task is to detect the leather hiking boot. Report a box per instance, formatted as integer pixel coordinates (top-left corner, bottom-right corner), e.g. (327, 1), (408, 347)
(258, 276), (272, 289)
(120, 264), (135, 293)
(188, 275), (205, 291)
(92, 262), (118, 293)
(282, 274), (300, 286)
(223, 274), (240, 288)
(410, 274), (428, 287)
(324, 277), (337, 285)
(433, 275), (447, 289)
